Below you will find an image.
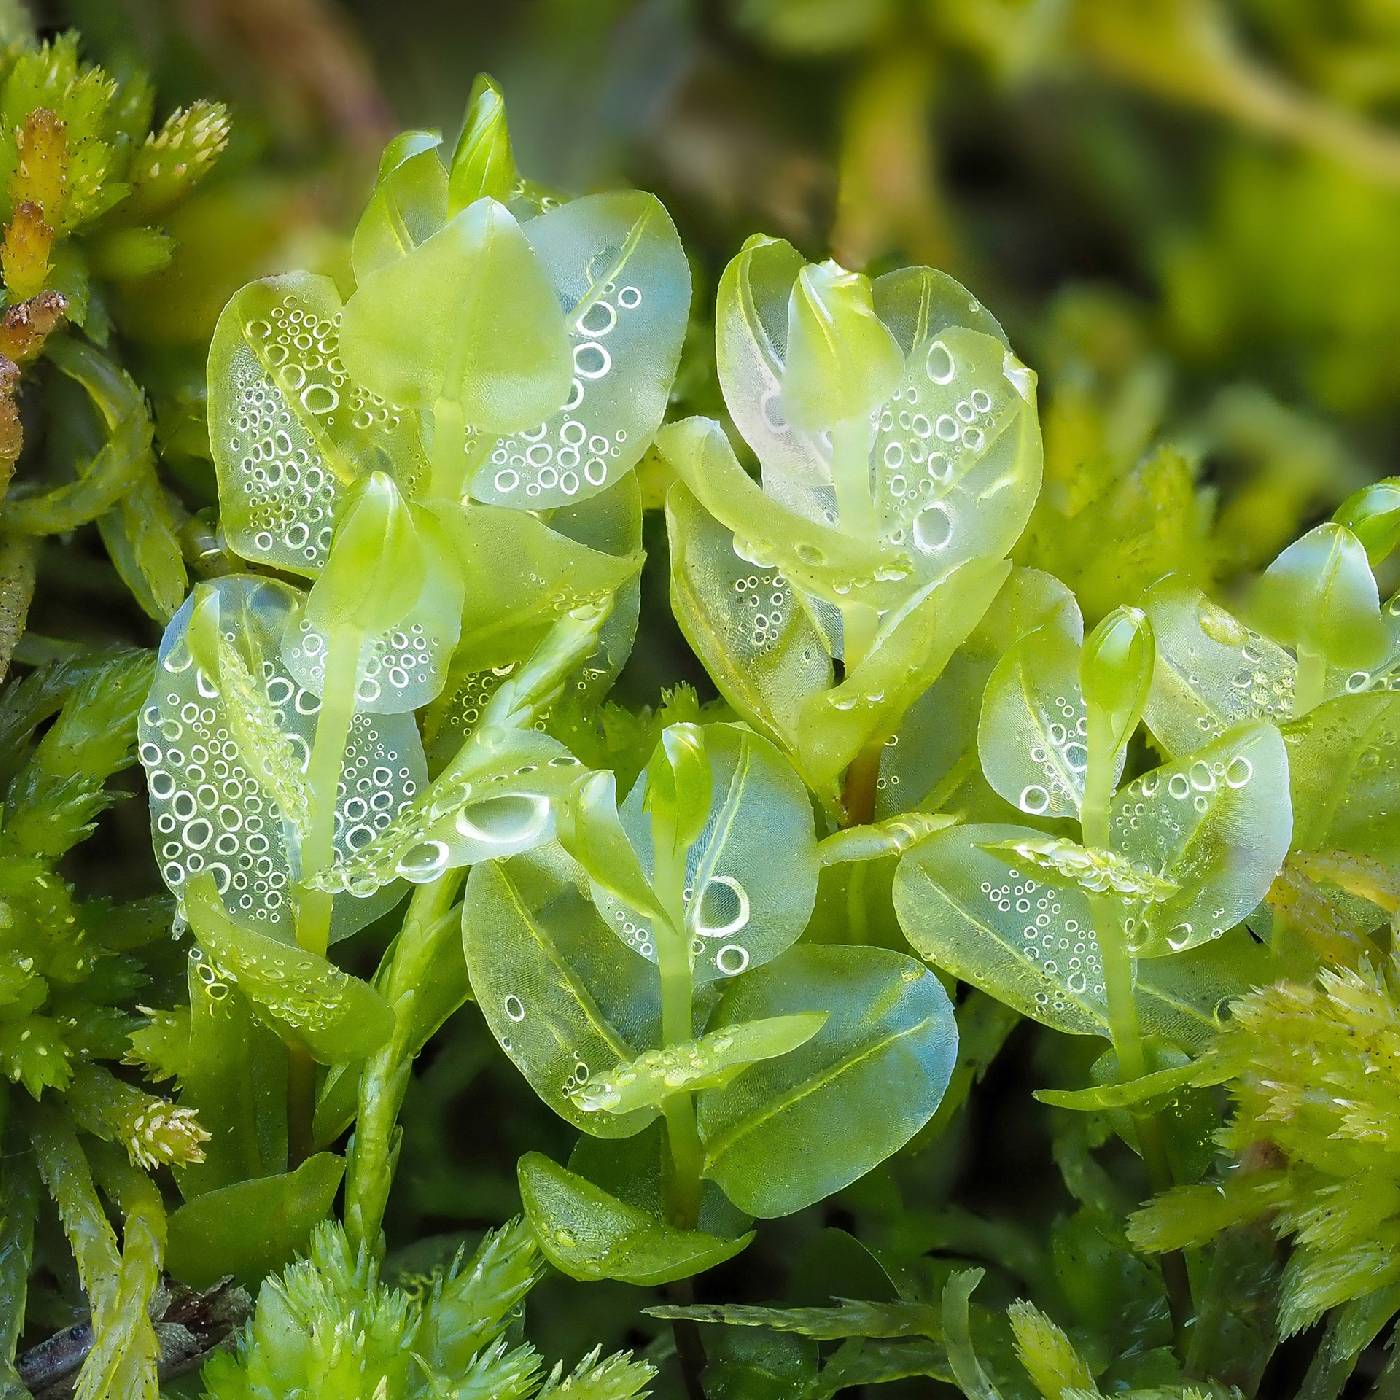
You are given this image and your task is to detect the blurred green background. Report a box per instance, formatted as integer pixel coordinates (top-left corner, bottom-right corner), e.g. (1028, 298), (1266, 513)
(30, 0), (1400, 1373)
(50, 0), (1400, 619)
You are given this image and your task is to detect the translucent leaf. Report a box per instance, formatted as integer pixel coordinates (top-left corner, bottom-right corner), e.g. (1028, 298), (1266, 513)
(165, 1152), (345, 1289)
(1328, 587), (1400, 697)
(351, 131), (447, 279)
(697, 945), (957, 1218)
(1112, 722), (1292, 956)
(878, 566), (1079, 814)
(894, 821), (1115, 1037)
(518, 1151), (752, 1285)
(1335, 478), (1400, 566)
(176, 949), (287, 1197)
(311, 725), (585, 894)
(447, 499), (642, 671)
(666, 480), (832, 768)
(557, 770), (667, 928)
(715, 238), (1039, 570)
(282, 477), (464, 713)
(462, 846), (660, 1138)
(340, 196), (572, 436)
(448, 74), (517, 210)
(977, 614), (1098, 820)
(1284, 692), (1400, 865)
(871, 324), (1042, 575)
(595, 722), (819, 983)
(1080, 605), (1154, 762)
(1141, 574), (1296, 756)
(798, 556), (1011, 790)
(570, 1013), (826, 1115)
(781, 260), (901, 430)
(206, 273), (424, 577)
(1034, 1060), (1201, 1112)
(138, 575), (423, 941)
(184, 875), (394, 1063)
(1252, 522), (1386, 669)
(469, 191), (691, 509)
(715, 233), (829, 523)
(894, 822), (1289, 1044)
(657, 416), (915, 613)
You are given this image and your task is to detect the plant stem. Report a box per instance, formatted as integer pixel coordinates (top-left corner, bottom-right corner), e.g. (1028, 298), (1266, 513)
(650, 810), (706, 1398)
(1084, 738), (1192, 1339)
(1294, 644), (1327, 718)
(285, 627), (359, 1163)
(295, 626), (359, 958)
(841, 739), (882, 827)
(428, 395), (469, 502)
(344, 873), (464, 1255)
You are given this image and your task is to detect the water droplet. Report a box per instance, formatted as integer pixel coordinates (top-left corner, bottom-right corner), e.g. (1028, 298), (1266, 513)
(912, 502), (953, 552)
(456, 792), (550, 845)
(1019, 784), (1051, 815)
(694, 875), (750, 938)
(395, 839), (448, 880)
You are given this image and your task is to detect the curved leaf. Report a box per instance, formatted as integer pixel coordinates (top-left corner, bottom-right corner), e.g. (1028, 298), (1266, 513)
(697, 945), (957, 1217)
(977, 613), (1095, 820)
(1112, 721), (1292, 956)
(462, 846), (660, 1137)
(570, 1014), (826, 1115)
(468, 191), (691, 509)
(1141, 575), (1296, 757)
(184, 876), (393, 1064)
(138, 574), (423, 941)
(518, 1151), (752, 1285)
(206, 272), (424, 577)
(600, 722), (820, 983)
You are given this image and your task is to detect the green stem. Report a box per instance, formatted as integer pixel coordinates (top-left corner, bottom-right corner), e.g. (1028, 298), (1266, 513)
(287, 627), (359, 1164)
(1294, 644), (1327, 718)
(650, 812), (706, 1396)
(428, 395), (469, 502)
(344, 873), (464, 1255)
(841, 739), (882, 827)
(1083, 734), (1191, 1338)
(295, 627), (359, 958)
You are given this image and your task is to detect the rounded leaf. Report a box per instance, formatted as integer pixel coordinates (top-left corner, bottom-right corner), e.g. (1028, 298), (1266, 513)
(518, 1152), (752, 1285)
(468, 191), (691, 509)
(340, 197), (573, 435)
(138, 574), (424, 941)
(1111, 722), (1292, 956)
(463, 846), (660, 1138)
(206, 273), (424, 577)
(696, 945), (957, 1217)
(1140, 575), (1296, 757)
(1252, 522), (1386, 670)
(601, 723), (820, 983)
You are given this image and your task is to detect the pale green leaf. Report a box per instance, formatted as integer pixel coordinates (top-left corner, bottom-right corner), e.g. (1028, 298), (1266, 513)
(469, 191), (691, 509)
(184, 875), (394, 1063)
(697, 945), (956, 1217)
(462, 846), (660, 1137)
(206, 272), (424, 577)
(341, 197), (572, 435)
(600, 722), (819, 983)
(138, 574), (423, 941)
(518, 1151), (752, 1285)
(1112, 721), (1292, 956)
(1141, 574), (1296, 757)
